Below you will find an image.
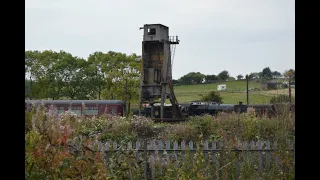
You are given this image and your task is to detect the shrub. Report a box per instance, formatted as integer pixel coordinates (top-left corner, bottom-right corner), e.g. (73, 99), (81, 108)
(200, 90), (223, 103)
(187, 115), (218, 139)
(25, 111), (32, 133)
(270, 94), (295, 104)
(131, 115), (156, 139)
(162, 123), (198, 142)
(98, 116), (135, 143)
(25, 107), (107, 179)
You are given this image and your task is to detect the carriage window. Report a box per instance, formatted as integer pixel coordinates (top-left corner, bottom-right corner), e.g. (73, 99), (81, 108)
(70, 107), (81, 115)
(48, 105), (57, 114)
(111, 107), (117, 115)
(57, 107), (65, 114)
(255, 108), (262, 115)
(84, 107), (99, 115)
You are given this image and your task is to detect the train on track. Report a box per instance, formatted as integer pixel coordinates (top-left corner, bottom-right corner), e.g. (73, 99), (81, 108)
(25, 100), (295, 120)
(135, 101), (295, 119)
(25, 100), (126, 117)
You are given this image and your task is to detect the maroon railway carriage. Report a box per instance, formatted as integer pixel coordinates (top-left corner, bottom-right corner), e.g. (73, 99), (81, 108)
(25, 100), (125, 117)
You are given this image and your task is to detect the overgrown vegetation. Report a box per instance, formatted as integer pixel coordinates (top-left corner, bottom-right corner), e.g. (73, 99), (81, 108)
(270, 94), (295, 104)
(25, 105), (295, 179)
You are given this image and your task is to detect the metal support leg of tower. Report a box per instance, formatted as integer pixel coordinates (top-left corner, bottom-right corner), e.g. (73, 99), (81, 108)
(151, 105), (154, 118)
(160, 84), (167, 119)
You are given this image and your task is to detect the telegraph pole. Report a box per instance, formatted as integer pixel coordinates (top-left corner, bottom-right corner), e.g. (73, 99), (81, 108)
(246, 75), (249, 105)
(288, 77), (292, 104)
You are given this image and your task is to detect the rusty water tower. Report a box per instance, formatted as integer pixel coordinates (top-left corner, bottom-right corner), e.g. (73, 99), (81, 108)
(139, 24), (183, 120)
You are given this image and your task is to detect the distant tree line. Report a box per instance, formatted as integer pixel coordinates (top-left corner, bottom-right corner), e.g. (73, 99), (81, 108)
(173, 67), (294, 85)
(25, 50), (295, 102)
(25, 50), (141, 112)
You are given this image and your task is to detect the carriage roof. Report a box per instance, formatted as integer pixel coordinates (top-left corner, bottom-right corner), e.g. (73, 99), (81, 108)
(25, 100), (124, 105)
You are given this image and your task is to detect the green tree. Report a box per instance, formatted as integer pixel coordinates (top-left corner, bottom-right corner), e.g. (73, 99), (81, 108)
(25, 50), (62, 99)
(228, 77), (236, 81)
(115, 53), (141, 115)
(236, 74), (244, 80)
(25, 50), (40, 77)
(284, 69), (295, 81)
(178, 72), (205, 85)
(25, 50), (142, 103)
(261, 67), (273, 81)
(172, 79), (180, 85)
(44, 50), (67, 100)
(200, 91), (223, 103)
(217, 70), (229, 81)
(60, 54), (89, 100)
(99, 52), (141, 115)
(25, 78), (32, 99)
(86, 52), (108, 100)
(204, 74), (217, 83)
(248, 72), (259, 80)
(272, 71), (282, 78)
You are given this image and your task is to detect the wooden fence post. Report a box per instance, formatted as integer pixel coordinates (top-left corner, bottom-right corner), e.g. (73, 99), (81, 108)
(212, 141), (217, 177)
(105, 141), (110, 169)
(143, 139), (147, 179)
(189, 141), (194, 165)
(174, 141), (179, 168)
(166, 140), (171, 166)
(204, 140), (209, 162)
(266, 140), (271, 169)
(219, 141), (224, 178)
(250, 140), (255, 166)
(158, 140), (163, 176)
(113, 141), (118, 160)
(136, 140), (140, 178)
(235, 141), (240, 180)
(181, 140), (186, 163)
(258, 140), (263, 173)
(150, 140), (155, 180)
(274, 141), (278, 167)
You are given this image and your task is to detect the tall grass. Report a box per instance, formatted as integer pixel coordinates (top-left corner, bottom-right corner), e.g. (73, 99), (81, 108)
(25, 104), (295, 179)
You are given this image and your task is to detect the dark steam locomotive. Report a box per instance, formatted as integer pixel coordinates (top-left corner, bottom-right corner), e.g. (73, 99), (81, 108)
(135, 101), (295, 118)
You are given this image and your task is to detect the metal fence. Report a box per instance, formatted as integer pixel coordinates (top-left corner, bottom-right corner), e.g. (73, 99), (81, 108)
(68, 139), (295, 179)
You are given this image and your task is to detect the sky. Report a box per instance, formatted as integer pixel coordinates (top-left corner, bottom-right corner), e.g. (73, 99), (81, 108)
(25, 0), (295, 80)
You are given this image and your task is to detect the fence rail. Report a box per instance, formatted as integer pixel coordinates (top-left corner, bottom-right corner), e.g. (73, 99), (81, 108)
(68, 139), (295, 179)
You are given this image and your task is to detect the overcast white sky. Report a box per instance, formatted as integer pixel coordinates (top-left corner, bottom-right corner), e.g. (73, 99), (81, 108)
(26, 0), (295, 79)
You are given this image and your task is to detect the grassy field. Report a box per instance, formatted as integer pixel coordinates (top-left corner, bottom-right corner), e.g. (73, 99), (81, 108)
(172, 80), (292, 104)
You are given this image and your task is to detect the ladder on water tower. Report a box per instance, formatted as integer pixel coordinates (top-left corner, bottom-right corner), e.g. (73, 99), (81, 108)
(166, 35), (182, 119)
(168, 79), (183, 119)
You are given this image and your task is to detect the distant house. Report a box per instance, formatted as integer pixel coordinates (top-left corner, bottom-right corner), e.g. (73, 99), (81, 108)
(217, 84), (227, 91)
(260, 82), (278, 90)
